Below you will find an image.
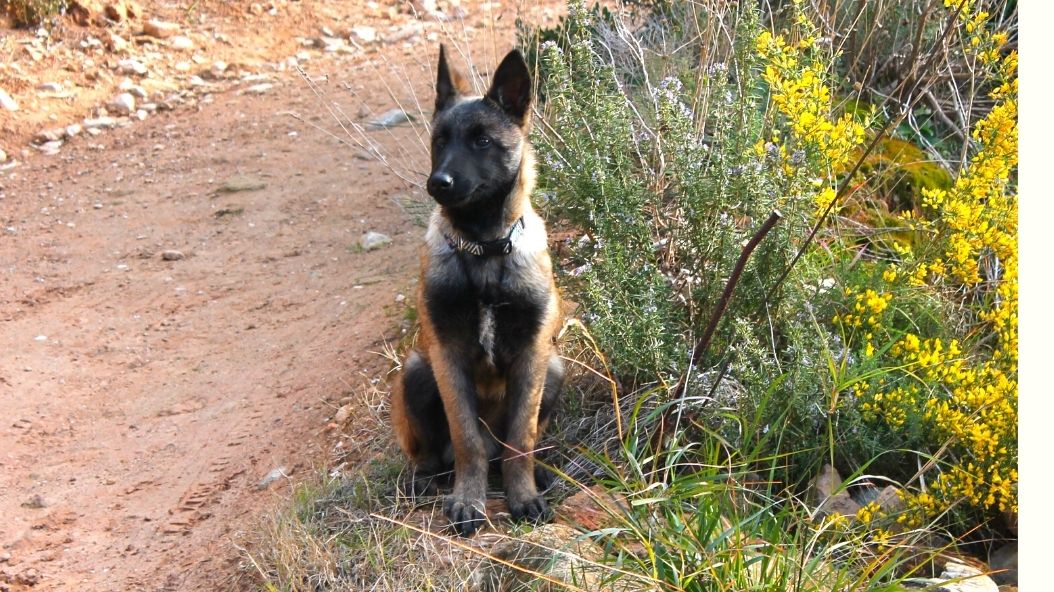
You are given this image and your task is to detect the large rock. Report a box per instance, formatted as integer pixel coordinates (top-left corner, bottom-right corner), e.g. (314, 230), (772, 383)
(988, 542), (1017, 586)
(809, 464), (860, 520)
(473, 524), (605, 592)
(905, 560), (999, 592)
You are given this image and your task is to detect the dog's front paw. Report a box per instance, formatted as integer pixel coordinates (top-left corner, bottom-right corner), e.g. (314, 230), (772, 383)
(508, 493), (551, 524)
(443, 494), (486, 536)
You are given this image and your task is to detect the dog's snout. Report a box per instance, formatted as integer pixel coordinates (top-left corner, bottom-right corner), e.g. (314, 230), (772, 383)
(427, 172), (455, 199)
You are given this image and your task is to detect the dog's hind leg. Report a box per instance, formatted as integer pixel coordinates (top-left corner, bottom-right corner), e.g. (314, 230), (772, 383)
(391, 350), (451, 496)
(533, 352), (565, 491)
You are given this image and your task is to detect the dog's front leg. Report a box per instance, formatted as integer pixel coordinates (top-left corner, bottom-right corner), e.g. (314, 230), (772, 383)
(430, 345), (488, 536)
(502, 345), (551, 522)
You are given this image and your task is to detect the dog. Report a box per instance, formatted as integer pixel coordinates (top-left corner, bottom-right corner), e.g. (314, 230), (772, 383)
(390, 45), (564, 536)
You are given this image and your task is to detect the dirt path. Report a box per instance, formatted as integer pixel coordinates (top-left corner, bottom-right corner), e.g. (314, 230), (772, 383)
(0, 1), (561, 589)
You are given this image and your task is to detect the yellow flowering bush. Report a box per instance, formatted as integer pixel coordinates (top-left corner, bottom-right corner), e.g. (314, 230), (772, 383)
(755, 18), (868, 216)
(831, 0), (1017, 531)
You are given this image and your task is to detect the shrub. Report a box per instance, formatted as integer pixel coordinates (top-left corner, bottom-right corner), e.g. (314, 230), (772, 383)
(3, 0), (67, 27)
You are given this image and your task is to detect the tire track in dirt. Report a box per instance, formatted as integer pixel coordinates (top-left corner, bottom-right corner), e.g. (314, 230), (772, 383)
(0, 54), (428, 590)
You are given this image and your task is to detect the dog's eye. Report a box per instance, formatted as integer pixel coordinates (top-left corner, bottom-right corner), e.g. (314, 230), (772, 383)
(434, 136), (447, 149)
(474, 135), (492, 148)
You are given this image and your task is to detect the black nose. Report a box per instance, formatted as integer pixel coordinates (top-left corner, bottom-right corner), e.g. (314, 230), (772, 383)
(427, 172), (454, 198)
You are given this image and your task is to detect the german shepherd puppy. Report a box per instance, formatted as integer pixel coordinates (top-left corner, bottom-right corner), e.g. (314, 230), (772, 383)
(390, 45), (564, 536)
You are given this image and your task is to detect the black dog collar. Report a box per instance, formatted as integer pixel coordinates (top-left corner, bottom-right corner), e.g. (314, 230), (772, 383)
(444, 217), (525, 257)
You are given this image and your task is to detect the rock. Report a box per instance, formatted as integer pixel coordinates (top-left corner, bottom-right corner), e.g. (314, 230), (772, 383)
(556, 485), (628, 531)
(143, 19), (180, 39)
(0, 89), (18, 111)
(84, 116), (118, 129)
(256, 467), (288, 490)
(170, 35), (194, 50)
(21, 494), (46, 509)
(360, 231), (392, 251)
(875, 485), (905, 514)
(100, 0), (141, 22)
(937, 561), (999, 592)
(474, 524), (605, 592)
(242, 83), (274, 95)
(35, 140), (63, 154)
(333, 404), (352, 424)
(220, 175), (266, 193)
(37, 82), (62, 92)
(350, 25), (377, 44)
(989, 542), (1017, 586)
(248, 3), (264, 15)
(108, 93), (136, 116)
(118, 58), (148, 76)
(65, 124), (83, 138)
(385, 24), (423, 44)
(105, 31), (129, 51)
(209, 60), (228, 78)
(34, 128), (66, 144)
(0, 148), (7, 163)
(367, 108), (413, 129)
(809, 464), (861, 520)
(161, 250), (185, 261)
(69, 0), (104, 25)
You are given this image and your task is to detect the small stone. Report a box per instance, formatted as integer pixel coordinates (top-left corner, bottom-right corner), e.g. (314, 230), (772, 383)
(256, 467), (288, 490)
(333, 404), (352, 424)
(350, 25), (377, 44)
(384, 24), (423, 44)
(34, 335), (47, 342)
(119, 79), (148, 98)
(170, 35), (194, 50)
(395, 293), (406, 303)
(161, 250), (185, 261)
(37, 82), (62, 92)
(360, 231), (392, 251)
(84, 116), (118, 129)
(106, 32), (129, 52)
(210, 60), (228, 77)
(21, 494), (46, 509)
(118, 59), (148, 76)
(143, 19), (180, 39)
(0, 550), (10, 562)
(219, 174), (266, 193)
(243, 83), (274, 95)
(0, 88), (18, 111)
(0, 148), (7, 163)
(108, 93), (136, 116)
(65, 124), (83, 138)
(367, 108), (413, 129)
(36, 140), (63, 154)
(34, 128), (66, 144)
(248, 2), (264, 15)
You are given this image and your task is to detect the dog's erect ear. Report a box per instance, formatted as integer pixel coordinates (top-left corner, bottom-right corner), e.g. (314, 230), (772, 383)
(435, 44), (469, 115)
(486, 49), (531, 125)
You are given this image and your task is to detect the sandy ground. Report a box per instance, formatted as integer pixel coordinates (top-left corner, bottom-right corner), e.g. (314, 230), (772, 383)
(0, 0), (561, 589)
